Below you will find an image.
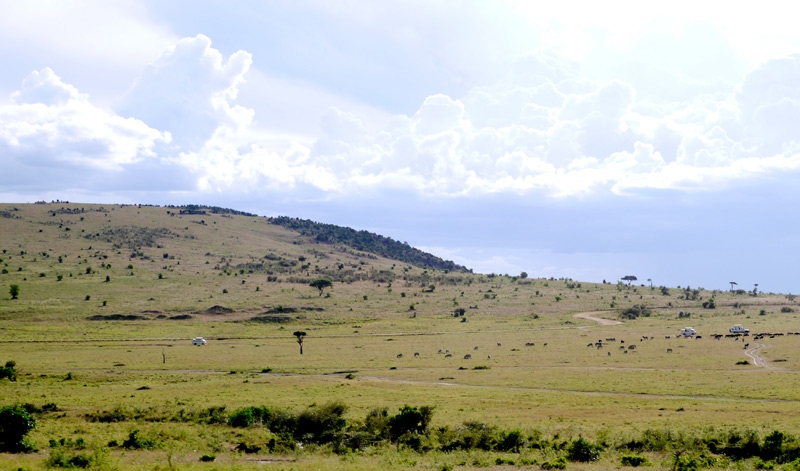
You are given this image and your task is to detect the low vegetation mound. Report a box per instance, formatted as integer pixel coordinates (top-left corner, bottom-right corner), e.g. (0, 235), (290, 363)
(205, 305), (234, 314)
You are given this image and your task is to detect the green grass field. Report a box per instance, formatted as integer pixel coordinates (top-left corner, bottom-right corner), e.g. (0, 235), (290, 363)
(2, 203), (800, 470)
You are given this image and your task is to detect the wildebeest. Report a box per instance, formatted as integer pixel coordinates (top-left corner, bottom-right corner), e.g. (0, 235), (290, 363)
(397, 353), (403, 358)
(444, 353), (452, 358)
(464, 354), (472, 359)
(414, 352), (420, 357)
(667, 348), (673, 353)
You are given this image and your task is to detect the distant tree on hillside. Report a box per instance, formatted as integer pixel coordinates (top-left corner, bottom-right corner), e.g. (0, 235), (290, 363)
(309, 279), (333, 297)
(621, 275), (637, 287)
(729, 281), (738, 292)
(9, 284), (19, 300)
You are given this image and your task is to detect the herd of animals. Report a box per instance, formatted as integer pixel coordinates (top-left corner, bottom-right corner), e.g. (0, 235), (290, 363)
(392, 326), (796, 361)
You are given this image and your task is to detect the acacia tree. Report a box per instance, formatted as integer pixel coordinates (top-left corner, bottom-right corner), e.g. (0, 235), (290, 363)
(621, 275), (637, 287)
(730, 281), (738, 292)
(309, 279), (333, 297)
(293, 331), (307, 354)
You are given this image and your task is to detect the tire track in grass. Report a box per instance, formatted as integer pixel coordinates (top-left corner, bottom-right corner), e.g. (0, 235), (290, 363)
(744, 343), (768, 367)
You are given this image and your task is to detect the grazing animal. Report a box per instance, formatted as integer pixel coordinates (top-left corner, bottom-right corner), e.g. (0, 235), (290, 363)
(487, 355), (491, 359)
(744, 343), (749, 349)
(628, 345), (637, 350)
(497, 343), (502, 346)
(438, 349), (443, 354)
(464, 354), (472, 359)
(444, 353), (452, 358)
(667, 348), (673, 353)
(543, 343), (547, 347)
(396, 353), (403, 358)
(525, 342), (535, 347)
(623, 350), (628, 354)
(414, 352), (420, 357)
(607, 351), (611, 356)
(665, 335), (671, 339)
(474, 346), (479, 350)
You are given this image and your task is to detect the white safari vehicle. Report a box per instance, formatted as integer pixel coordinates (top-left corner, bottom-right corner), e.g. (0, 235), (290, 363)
(192, 337), (207, 345)
(680, 327), (697, 337)
(730, 324), (750, 334)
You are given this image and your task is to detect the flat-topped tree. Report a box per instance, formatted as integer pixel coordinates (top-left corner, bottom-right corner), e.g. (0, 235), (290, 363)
(730, 281), (738, 291)
(309, 279), (333, 297)
(621, 275), (637, 287)
(293, 331), (307, 354)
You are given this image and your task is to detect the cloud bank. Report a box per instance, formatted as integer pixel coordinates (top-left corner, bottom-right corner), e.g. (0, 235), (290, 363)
(2, 36), (800, 202)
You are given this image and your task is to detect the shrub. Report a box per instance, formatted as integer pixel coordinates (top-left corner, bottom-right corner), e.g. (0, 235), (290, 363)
(122, 429), (160, 450)
(540, 457), (567, 469)
(620, 455), (649, 466)
(294, 401), (348, 444)
(0, 405), (37, 452)
(567, 436), (601, 462)
(388, 405), (434, 440)
(200, 454), (216, 462)
(9, 284), (19, 299)
(0, 361), (16, 381)
(620, 304), (651, 320)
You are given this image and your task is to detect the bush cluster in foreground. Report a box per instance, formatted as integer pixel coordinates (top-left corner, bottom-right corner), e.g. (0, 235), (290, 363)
(9, 399), (800, 470)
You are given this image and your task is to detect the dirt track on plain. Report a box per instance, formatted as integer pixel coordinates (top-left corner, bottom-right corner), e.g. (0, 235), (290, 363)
(573, 311), (622, 326)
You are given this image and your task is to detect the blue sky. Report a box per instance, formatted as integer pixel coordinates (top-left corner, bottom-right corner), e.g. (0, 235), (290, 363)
(2, 1), (800, 293)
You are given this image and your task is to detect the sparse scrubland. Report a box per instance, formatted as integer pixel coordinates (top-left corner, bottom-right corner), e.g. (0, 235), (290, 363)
(2, 202), (800, 470)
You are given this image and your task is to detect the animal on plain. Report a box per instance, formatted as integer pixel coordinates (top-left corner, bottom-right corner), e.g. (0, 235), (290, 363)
(414, 352), (420, 357)
(396, 353), (403, 358)
(464, 354), (472, 359)
(444, 353), (452, 358)
(667, 348), (673, 353)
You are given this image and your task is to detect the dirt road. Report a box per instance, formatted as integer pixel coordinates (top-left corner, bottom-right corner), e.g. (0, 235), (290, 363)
(573, 311), (622, 326)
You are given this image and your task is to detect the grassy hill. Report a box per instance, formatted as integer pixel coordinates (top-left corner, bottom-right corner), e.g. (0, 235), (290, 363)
(0, 202), (470, 322)
(2, 202), (800, 470)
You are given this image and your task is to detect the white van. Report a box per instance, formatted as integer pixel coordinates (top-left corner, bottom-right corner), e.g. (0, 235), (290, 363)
(192, 337), (207, 345)
(680, 327), (697, 337)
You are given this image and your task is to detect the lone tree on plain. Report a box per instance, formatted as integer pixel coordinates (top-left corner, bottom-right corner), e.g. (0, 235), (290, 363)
(293, 331), (307, 354)
(730, 281), (738, 292)
(621, 275), (637, 287)
(309, 279), (333, 297)
(9, 284), (19, 300)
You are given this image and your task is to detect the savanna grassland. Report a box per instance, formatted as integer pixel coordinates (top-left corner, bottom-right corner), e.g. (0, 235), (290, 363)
(2, 202), (800, 470)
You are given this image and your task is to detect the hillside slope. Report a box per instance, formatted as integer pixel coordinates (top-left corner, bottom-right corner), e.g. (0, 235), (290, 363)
(0, 202), (471, 320)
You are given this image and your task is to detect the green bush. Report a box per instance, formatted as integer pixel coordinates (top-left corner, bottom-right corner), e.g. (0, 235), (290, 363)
(0, 360), (16, 381)
(388, 405), (434, 440)
(294, 401), (348, 444)
(121, 429), (160, 450)
(620, 455), (649, 466)
(540, 456), (567, 469)
(0, 405), (37, 452)
(567, 436), (601, 462)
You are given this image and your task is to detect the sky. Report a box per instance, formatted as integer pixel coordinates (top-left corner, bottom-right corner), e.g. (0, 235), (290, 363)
(2, 0), (800, 293)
